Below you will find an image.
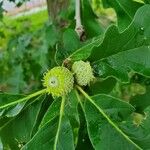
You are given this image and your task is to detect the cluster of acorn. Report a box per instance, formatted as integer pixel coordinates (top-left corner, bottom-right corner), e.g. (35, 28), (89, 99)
(43, 60), (95, 97)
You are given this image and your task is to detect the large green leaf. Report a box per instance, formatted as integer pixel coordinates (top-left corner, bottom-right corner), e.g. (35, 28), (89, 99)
(89, 4), (150, 62)
(0, 96), (44, 150)
(90, 5), (150, 82)
(93, 46), (150, 82)
(83, 94), (141, 149)
(22, 96), (75, 150)
(102, 0), (143, 31)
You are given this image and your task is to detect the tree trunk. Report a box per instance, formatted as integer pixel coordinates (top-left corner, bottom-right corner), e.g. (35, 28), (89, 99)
(46, 0), (69, 25)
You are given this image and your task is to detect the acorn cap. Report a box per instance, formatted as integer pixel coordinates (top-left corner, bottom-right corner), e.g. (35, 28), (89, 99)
(72, 60), (95, 86)
(43, 67), (74, 97)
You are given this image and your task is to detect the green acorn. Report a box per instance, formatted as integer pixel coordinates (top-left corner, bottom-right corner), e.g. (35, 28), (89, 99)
(43, 67), (74, 97)
(133, 113), (145, 126)
(72, 60), (95, 86)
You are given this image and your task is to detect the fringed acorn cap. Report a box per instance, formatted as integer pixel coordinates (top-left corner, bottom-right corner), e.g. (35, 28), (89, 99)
(72, 60), (95, 86)
(43, 67), (74, 97)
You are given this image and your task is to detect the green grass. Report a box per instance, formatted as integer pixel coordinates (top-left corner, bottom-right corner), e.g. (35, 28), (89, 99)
(0, 9), (48, 48)
(3, 9), (48, 31)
